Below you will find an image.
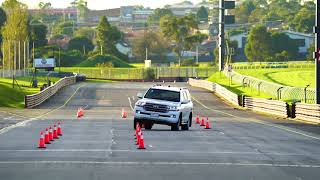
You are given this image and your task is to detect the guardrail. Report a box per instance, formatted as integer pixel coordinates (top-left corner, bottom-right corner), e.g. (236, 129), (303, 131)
(25, 76), (76, 108)
(243, 96), (289, 118)
(294, 103), (320, 124)
(188, 78), (240, 106)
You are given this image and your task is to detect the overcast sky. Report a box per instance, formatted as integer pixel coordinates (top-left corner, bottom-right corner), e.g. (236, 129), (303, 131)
(0, 0), (204, 9)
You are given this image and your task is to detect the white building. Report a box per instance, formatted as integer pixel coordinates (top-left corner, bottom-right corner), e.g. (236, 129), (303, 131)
(230, 33), (247, 49)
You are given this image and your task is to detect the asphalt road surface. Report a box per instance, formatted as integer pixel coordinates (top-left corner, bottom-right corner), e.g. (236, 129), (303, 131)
(0, 81), (319, 180)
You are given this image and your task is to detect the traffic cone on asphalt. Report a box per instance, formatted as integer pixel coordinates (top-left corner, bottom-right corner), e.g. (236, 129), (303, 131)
(57, 122), (62, 136)
(44, 128), (50, 144)
(200, 116), (205, 126)
(53, 125), (59, 139)
(121, 108), (127, 118)
(136, 130), (141, 145)
(205, 117), (211, 129)
(135, 124), (140, 139)
(195, 113), (200, 124)
(49, 126), (54, 141)
(38, 132), (46, 149)
(77, 108), (81, 118)
(137, 132), (146, 149)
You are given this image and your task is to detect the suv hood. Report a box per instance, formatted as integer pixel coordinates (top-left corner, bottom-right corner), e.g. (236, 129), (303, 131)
(138, 98), (180, 106)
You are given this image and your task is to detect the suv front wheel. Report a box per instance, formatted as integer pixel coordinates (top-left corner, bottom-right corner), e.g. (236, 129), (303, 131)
(171, 115), (181, 131)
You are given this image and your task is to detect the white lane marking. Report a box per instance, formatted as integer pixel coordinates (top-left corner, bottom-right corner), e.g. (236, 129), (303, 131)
(192, 96), (320, 141)
(3, 116), (13, 120)
(128, 97), (134, 111)
(132, 96), (135, 101)
(0, 161), (319, 168)
(0, 149), (314, 156)
(0, 83), (86, 135)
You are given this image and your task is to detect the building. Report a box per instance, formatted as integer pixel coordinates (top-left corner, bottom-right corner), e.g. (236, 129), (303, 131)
(83, 8), (120, 25)
(29, 8), (78, 21)
(282, 30), (314, 54)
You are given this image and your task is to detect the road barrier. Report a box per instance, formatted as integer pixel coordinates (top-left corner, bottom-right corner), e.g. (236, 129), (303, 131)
(188, 78), (240, 106)
(25, 76), (76, 108)
(294, 103), (320, 124)
(243, 96), (289, 118)
(225, 70), (315, 104)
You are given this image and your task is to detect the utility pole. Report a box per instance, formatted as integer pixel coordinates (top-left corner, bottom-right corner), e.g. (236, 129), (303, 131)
(219, 0), (225, 71)
(315, 0), (320, 104)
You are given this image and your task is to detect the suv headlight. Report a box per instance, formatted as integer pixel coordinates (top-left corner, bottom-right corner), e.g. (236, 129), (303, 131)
(135, 101), (146, 107)
(168, 106), (178, 111)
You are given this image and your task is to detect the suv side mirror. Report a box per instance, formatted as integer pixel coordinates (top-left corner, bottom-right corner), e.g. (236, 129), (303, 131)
(137, 92), (143, 99)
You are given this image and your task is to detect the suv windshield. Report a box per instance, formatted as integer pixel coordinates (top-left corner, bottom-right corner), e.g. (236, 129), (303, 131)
(144, 89), (180, 102)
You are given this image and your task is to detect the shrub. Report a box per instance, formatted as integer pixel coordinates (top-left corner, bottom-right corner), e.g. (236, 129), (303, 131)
(78, 54), (132, 67)
(143, 68), (155, 80)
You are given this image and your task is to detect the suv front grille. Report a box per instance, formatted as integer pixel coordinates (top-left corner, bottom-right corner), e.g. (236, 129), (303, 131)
(144, 103), (168, 113)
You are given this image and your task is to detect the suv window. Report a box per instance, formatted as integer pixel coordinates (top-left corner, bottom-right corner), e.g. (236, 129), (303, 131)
(144, 89), (180, 102)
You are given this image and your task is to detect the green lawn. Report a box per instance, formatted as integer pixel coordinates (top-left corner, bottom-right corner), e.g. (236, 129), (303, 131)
(236, 68), (315, 88)
(207, 72), (272, 99)
(0, 76), (60, 108)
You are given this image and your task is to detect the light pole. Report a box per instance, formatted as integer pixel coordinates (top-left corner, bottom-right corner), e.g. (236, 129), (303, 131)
(315, 0), (320, 104)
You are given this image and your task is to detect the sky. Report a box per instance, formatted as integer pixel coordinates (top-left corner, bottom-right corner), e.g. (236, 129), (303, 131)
(0, 0), (204, 10)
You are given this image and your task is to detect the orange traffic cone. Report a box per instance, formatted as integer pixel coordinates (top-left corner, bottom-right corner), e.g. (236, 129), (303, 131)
(122, 108), (127, 118)
(205, 117), (211, 129)
(200, 116), (205, 126)
(136, 130), (141, 145)
(195, 113), (200, 124)
(38, 131), (46, 148)
(135, 124), (140, 139)
(49, 126), (54, 141)
(44, 128), (50, 144)
(57, 122), (63, 136)
(138, 132), (145, 149)
(53, 125), (59, 139)
(77, 108), (81, 118)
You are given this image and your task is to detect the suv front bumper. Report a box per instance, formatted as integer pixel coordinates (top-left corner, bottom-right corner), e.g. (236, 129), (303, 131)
(134, 106), (180, 125)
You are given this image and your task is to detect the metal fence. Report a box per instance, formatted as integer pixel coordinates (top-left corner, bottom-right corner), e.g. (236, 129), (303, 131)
(225, 70), (315, 104)
(232, 62), (314, 70)
(0, 69), (32, 78)
(61, 67), (217, 79)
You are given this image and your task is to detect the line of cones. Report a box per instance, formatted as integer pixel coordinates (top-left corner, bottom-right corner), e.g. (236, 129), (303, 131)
(38, 122), (63, 149)
(195, 113), (211, 129)
(134, 124), (145, 149)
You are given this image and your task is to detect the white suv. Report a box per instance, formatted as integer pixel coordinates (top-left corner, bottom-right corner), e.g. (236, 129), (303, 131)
(134, 85), (193, 131)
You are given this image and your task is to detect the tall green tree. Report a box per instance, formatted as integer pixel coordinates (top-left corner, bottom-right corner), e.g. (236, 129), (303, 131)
(160, 15), (199, 65)
(245, 25), (272, 63)
(235, 0), (256, 23)
(53, 21), (75, 37)
(30, 23), (48, 47)
(132, 31), (170, 61)
(71, 0), (89, 20)
(0, 7), (7, 50)
(75, 27), (95, 40)
(292, 6), (315, 33)
(1, 0), (29, 69)
(196, 6), (208, 23)
(96, 16), (123, 58)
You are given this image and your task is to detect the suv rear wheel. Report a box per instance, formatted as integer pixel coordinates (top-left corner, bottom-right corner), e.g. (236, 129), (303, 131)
(171, 116), (181, 131)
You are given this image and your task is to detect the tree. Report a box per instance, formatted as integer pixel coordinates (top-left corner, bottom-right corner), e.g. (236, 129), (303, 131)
(68, 36), (94, 54)
(132, 31), (170, 61)
(0, 7), (7, 48)
(96, 16), (124, 58)
(30, 23), (48, 47)
(197, 6), (208, 23)
(307, 43), (315, 61)
(70, 0), (89, 20)
(1, 0), (29, 69)
(160, 15), (200, 65)
(292, 7), (315, 33)
(53, 21), (75, 37)
(270, 32), (299, 60)
(245, 25), (272, 63)
(235, 0), (256, 23)
(75, 27), (95, 40)
(147, 8), (173, 26)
